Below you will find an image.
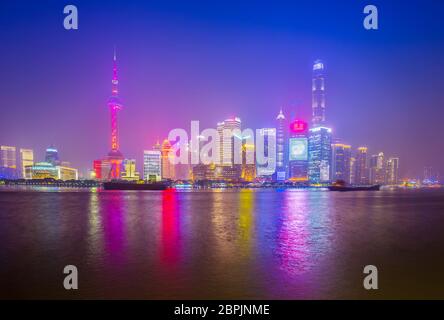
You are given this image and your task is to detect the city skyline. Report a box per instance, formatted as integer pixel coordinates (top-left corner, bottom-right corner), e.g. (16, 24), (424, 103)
(0, 1), (443, 178)
(0, 55), (437, 183)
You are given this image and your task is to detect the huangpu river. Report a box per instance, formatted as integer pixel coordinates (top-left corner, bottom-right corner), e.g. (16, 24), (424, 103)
(1, 187), (444, 299)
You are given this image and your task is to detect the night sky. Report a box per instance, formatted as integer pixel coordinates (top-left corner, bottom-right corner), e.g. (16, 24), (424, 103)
(0, 0), (443, 178)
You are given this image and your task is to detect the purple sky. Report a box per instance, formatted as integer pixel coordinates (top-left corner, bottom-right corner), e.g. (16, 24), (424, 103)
(0, 0), (443, 179)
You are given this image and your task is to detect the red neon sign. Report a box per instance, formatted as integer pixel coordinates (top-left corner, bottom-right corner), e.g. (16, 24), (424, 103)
(290, 120), (308, 133)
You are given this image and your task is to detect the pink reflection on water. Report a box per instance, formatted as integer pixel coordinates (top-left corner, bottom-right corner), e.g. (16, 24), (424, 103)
(277, 190), (312, 275)
(101, 191), (127, 267)
(161, 189), (181, 269)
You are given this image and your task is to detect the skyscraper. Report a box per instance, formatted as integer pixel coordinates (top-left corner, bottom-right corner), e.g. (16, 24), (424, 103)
(331, 142), (351, 182)
(121, 159), (140, 181)
(354, 147), (369, 185)
(217, 117), (241, 166)
(369, 152), (385, 185)
(386, 157), (400, 185)
(241, 143), (256, 182)
(275, 109), (287, 181)
(216, 117), (243, 181)
(256, 128), (276, 178)
(161, 139), (175, 180)
(288, 119), (309, 182)
(308, 126), (332, 184)
(19, 148), (34, 179)
(144, 150), (162, 182)
(0, 146), (17, 179)
(308, 60), (332, 184)
(312, 60), (326, 127)
(349, 156), (356, 184)
(45, 145), (59, 165)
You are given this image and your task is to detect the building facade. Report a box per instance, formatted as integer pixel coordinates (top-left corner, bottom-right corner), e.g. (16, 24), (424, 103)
(369, 152), (385, 185)
(308, 127), (332, 184)
(354, 147), (369, 185)
(0, 146), (17, 179)
(386, 157), (399, 185)
(256, 128), (276, 179)
(161, 139), (175, 180)
(312, 60), (326, 127)
(19, 148), (34, 179)
(275, 109), (287, 181)
(143, 150), (162, 182)
(331, 142), (351, 183)
(288, 119), (309, 182)
(121, 159), (140, 181)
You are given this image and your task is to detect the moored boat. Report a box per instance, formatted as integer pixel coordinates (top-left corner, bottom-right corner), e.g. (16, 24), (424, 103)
(328, 179), (380, 192)
(103, 181), (169, 190)
(328, 185), (380, 192)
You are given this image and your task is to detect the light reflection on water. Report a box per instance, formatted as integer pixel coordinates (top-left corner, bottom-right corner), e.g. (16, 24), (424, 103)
(1, 188), (444, 299)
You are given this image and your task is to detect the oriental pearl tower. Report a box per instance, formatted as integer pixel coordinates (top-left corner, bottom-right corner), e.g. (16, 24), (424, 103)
(107, 48), (124, 178)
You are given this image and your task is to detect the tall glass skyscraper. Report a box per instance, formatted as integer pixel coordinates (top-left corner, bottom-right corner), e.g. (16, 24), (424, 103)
(354, 147), (369, 185)
(256, 128), (276, 179)
(216, 117), (242, 166)
(45, 145), (59, 166)
(274, 109), (287, 181)
(312, 60), (326, 127)
(331, 142), (351, 182)
(308, 60), (332, 184)
(308, 127), (332, 184)
(386, 157), (400, 185)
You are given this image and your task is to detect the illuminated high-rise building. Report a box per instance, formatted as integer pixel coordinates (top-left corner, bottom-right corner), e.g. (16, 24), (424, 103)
(19, 148), (34, 179)
(331, 142), (351, 182)
(369, 152), (385, 185)
(161, 139), (175, 180)
(354, 147), (369, 185)
(308, 60), (332, 184)
(57, 165), (79, 181)
(241, 143), (256, 182)
(217, 117), (242, 166)
(275, 109), (287, 181)
(288, 119), (309, 182)
(26, 162), (78, 180)
(386, 157), (400, 185)
(0, 146), (17, 179)
(312, 60), (326, 127)
(308, 127), (332, 184)
(45, 145), (59, 166)
(349, 156), (356, 184)
(256, 128), (276, 178)
(93, 159), (111, 181)
(143, 150), (162, 182)
(121, 159), (140, 181)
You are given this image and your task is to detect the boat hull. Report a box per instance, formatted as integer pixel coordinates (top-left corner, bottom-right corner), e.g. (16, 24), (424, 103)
(103, 182), (169, 191)
(328, 185), (380, 192)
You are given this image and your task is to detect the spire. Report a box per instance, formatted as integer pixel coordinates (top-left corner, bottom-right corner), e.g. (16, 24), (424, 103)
(276, 108), (285, 120)
(112, 46), (118, 96)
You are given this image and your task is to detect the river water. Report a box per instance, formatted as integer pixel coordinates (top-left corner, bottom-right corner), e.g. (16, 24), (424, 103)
(1, 188), (444, 299)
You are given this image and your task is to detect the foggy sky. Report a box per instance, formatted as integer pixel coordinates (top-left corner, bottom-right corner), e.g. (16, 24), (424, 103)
(0, 0), (443, 179)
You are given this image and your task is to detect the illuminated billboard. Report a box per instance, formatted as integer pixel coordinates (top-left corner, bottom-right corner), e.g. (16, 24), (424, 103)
(289, 138), (308, 161)
(290, 119), (308, 134)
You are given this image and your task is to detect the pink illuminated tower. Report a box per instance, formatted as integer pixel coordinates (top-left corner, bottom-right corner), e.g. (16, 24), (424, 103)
(107, 48), (124, 178)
